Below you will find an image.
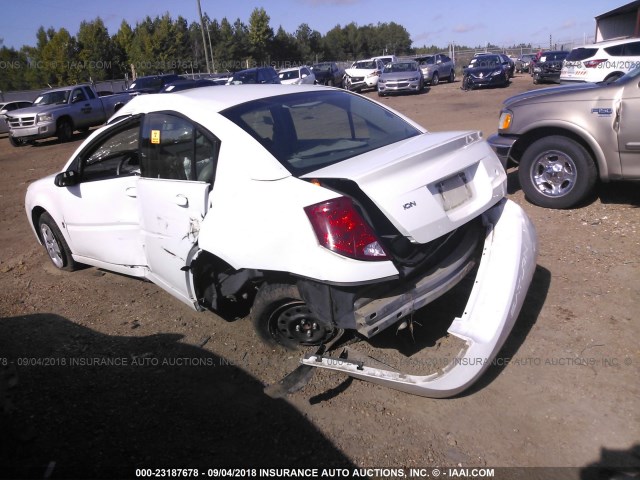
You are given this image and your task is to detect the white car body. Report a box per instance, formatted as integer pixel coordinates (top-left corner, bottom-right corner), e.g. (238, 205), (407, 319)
(561, 37), (640, 83)
(278, 66), (316, 85)
(25, 84), (537, 398)
(344, 59), (384, 92)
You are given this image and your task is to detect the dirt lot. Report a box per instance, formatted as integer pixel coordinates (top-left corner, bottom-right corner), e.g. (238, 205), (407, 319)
(0, 75), (638, 479)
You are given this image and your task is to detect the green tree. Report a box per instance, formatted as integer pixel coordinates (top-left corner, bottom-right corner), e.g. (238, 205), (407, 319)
(113, 20), (135, 78)
(248, 7), (273, 63)
(77, 17), (113, 81)
(40, 28), (79, 85)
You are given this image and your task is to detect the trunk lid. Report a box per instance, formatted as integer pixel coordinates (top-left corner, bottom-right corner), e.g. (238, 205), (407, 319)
(302, 131), (506, 244)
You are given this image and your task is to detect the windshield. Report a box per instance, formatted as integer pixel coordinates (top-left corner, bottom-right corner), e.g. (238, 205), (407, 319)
(221, 90), (420, 176)
(229, 70), (258, 84)
(353, 61), (378, 69)
(34, 91), (70, 106)
(279, 70), (301, 80)
(128, 77), (163, 90)
(312, 64), (331, 72)
(385, 62), (417, 73)
(469, 56), (500, 67)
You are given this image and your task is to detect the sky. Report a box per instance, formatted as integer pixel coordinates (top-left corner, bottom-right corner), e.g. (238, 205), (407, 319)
(0, 0), (629, 51)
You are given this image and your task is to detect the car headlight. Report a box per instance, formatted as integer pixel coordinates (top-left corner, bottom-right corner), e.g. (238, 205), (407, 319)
(490, 70), (502, 77)
(410, 76), (420, 82)
(37, 113), (53, 123)
(498, 110), (513, 131)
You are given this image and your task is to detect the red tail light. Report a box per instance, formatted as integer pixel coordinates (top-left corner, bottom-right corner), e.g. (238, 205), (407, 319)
(583, 59), (607, 68)
(304, 197), (389, 261)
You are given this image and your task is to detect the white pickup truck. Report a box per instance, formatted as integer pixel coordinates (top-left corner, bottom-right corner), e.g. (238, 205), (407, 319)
(7, 84), (133, 146)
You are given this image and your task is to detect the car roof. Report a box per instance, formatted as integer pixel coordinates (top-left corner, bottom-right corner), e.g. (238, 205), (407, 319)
(575, 37), (640, 49)
(279, 66), (306, 72)
(115, 84), (328, 116)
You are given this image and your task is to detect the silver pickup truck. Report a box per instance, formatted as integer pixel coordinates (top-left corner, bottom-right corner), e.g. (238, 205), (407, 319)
(6, 85), (133, 146)
(488, 68), (640, 208)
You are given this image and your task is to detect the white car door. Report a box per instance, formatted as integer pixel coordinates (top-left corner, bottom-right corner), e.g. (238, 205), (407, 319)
(137, 112), (219, 306)
(61, 117), (146, 269)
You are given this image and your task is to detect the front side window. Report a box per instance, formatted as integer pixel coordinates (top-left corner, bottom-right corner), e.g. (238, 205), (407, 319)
(80, 120), (141, 182)
(140, 113), (219, 183)
(221, 91), (420, 176)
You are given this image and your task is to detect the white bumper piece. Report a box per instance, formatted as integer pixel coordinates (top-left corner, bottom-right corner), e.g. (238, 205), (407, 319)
(301, 198), (538, 398)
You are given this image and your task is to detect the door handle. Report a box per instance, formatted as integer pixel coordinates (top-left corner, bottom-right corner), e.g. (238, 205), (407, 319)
(125, 186), (137, 198)
(175, 194), (188, 207)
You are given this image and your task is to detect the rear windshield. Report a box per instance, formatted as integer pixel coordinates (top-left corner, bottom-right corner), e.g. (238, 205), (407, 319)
(566, 48), (598, 61)
(221, 90), (420, 176)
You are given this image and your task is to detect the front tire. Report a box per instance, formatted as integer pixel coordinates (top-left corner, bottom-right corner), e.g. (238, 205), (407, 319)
(518, 136), (597, 209)
(57, 119), (73, 143)
(38, 212), (78, 271)
(251, 283), (341, 350)
(9, 136), (27, 147)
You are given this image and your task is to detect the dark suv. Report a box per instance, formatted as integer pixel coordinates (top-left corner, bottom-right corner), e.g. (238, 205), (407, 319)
(227, 67), (281, 85)
(127, 74), (183, 94)
(532, 50), (569, 84)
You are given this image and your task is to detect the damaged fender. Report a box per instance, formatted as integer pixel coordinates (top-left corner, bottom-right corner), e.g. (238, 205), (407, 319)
(301, 198), (538, 398)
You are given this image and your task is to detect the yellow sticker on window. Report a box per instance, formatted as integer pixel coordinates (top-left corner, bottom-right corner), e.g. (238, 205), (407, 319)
(151, 130), (161, 144)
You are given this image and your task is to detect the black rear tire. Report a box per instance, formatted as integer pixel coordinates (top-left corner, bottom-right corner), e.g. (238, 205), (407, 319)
(251, 283), (341, 350)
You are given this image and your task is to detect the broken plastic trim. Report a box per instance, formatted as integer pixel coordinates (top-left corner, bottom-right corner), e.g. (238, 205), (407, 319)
(301, 199), (538, 398)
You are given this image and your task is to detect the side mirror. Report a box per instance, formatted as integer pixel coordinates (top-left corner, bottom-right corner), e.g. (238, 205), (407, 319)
(0, 109), (7, 115)
(54, 170), (79, 187)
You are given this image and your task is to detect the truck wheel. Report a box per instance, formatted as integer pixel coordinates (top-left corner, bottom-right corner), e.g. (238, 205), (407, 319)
(431, 72), (439, 86)
(57, 119), (73, 143)
(38, 212), (78, 271)
(519, 136), (597, 209)
(251, 283), (341, 350)
(9, 136), (27, 147)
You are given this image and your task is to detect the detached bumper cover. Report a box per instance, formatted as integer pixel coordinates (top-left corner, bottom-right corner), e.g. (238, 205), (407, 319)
(302, 198), (538, 398)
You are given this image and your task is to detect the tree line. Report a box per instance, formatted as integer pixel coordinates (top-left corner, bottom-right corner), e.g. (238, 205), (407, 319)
(0, 8), (419, 91)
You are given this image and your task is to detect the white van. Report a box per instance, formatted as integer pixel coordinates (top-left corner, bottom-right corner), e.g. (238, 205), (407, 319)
(560, 37), (640, 83)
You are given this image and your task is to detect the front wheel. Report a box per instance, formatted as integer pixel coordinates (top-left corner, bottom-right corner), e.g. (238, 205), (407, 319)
(38, 212), (78, 271)
(251, 283), (341, 350)
(518, 136), (598, 209)
(9, 136), (27, 147)
(57, 119), (73, 143)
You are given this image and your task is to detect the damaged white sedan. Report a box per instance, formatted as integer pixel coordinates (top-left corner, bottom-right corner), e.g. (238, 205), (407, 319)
(25, 85), (537, 398)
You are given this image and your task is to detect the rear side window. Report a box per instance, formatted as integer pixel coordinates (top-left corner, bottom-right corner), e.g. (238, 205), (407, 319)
(221, 90), (420, 176)
(140, 113), (219, 183)
(566, 48), (598, 61)
(605, 45), (624, 56)
(623, 41), (640, 55)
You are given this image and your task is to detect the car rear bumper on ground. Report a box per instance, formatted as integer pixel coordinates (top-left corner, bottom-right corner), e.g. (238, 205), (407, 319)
(302, 198), (538, 398)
